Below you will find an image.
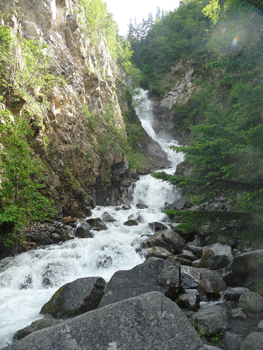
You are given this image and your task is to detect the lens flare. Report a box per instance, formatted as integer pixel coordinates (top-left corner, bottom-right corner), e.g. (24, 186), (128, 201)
(232, 36), (238, 46)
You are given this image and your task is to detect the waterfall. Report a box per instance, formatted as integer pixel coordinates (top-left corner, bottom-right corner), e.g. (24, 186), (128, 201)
(0, 90), (184, 348)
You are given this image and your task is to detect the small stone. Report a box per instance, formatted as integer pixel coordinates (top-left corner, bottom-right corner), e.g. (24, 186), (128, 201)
(230, 308), (247, 319)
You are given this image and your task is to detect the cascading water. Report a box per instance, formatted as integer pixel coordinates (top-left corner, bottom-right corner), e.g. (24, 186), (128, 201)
(0, 89), (184, 348)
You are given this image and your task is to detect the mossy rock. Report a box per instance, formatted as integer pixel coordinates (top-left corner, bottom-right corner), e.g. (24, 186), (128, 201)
(40, 277), (106, 318)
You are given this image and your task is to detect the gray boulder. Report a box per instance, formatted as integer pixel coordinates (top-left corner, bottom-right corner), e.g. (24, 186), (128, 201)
(224, 287), (250, 302)
(5, 292), (204, 350)
(232, 249), (263, 292)
(101, 212), (116, 222)
(40, 277), (106, 318)
(197, 270), (227, 297)
(143, 246), (178, 262)
(200, 243), (232, 270)
(99, 258), (180, 308)
(177, 290), (200, 311)
(124, 219), (138, 226)
(13, 317), (61, 341)
(143, 228), (185, 255)
(223, 332), (243, 350)
(148, 221), (168, 232)
(75, 222), (92, 238)
(86, 218), (107, 231)
(180, 265), (205, 289)
(229, 308), (247, 319)
(240, 332), (263, 350)
(238, 291), (263, 312)
(191, 305), (230, 336)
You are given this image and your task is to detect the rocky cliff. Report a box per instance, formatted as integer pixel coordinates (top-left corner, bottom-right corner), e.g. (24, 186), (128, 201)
(151, 60), (197, 145)
(0, 0), (168, 218)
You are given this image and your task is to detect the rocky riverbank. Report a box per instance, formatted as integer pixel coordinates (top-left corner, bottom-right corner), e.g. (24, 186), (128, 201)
(2, 203), (263, 350)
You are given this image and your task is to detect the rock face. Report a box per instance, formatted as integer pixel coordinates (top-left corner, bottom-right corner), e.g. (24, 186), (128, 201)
(5, 292), (204, 350)
(0, 0), (167, 218)
(151, 60), (196, 143)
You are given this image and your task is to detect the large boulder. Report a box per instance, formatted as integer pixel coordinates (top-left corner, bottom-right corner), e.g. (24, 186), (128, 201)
(197, 270), (227, 298)
(86, 218), (108, 231)
(200, 243), (233, 270)
(238, 291), (263, 312)
(142, 228), (185, 255)
(13, 317), (61, 341)
(224, 287), (250, 302)
(180, 265), (205, 289)
(5, 292), (204, 350)
(232, 249), (263, 293)
(240, 332), (263, 350)
(191, 306), (230, 336)
(75, 222), (92, 238)
(99, 258), (180, 308)
(40, 277), (106, 318)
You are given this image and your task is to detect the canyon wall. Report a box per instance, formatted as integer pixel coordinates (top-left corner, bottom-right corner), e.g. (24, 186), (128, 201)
(0, 0), (167, 218)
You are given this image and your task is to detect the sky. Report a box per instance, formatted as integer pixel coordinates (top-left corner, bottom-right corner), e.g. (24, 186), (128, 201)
(104, 0), (181, 36)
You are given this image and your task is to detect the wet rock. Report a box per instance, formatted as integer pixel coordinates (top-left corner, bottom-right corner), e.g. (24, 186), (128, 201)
(136, 203), (148, 209)
(13, 316), (61, 341)
(121, 204), (131, 210)
(40, 277), (106, 318)
(75, 222), (92, 238)
(50, 233), (61, 242)
(86, 218), (107, 231)
(238, 291), (263, 312)
(143, 246), (178, 262)
(197, 270), (227, 298)
(101, 212), (116, 222)
(98, 258), (180, 308)
(165, 197), (186, 210)
(191, 305), (230, 336)
(124, 219), (138, 226)
(224, 287), (250, 302)
(4, 292), (204, 350)
(143, 228), (185, 255)
(148, 222), (168, 232)
(240, 332), (263, 350)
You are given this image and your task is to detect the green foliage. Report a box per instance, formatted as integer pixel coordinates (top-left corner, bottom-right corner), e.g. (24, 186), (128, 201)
(128, 0), (211, 94)
(126, 151), (150, 171)
(150, 1), (263, 240)
(0, 25), (60, 113)
(0, 111), (56, 245)
(76, 0), (138, 79)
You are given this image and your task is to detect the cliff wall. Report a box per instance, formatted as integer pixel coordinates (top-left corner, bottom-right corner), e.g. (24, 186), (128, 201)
(0, 0), (167, 218)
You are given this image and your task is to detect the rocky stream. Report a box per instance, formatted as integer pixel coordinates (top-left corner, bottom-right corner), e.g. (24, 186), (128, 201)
(0, 91), (263, 350)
